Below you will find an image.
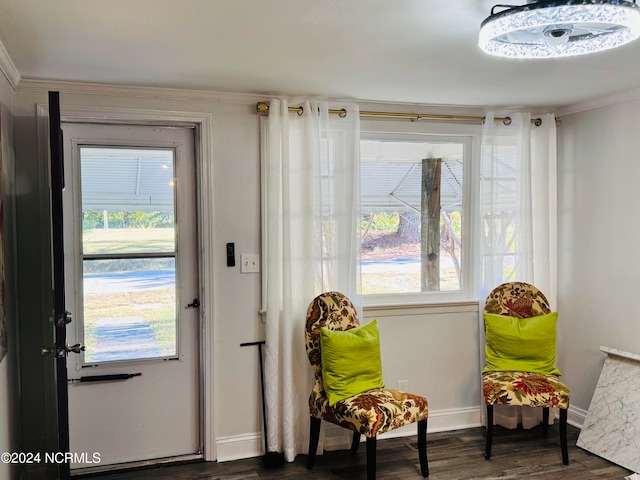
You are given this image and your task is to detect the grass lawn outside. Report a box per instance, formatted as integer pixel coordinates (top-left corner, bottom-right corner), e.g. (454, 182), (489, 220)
(83, 287), (176, 362)
(82, 227), (177, 362)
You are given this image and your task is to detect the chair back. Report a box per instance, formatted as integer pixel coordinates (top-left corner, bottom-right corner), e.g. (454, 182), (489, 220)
(484, 282), (551, 318)
(305, 291), (360, 383)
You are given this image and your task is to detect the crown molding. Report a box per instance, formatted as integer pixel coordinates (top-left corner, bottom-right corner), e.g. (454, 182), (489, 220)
(557, 86), (640, 117)
(17, 77), (559, 119)
(18, 79), (494, 119)
(17, 78), (269, 105)
(18, 78), (489, 115)
(0, 40), (20, 89)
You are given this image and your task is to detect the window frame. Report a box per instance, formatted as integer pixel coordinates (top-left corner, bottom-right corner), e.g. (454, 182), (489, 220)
(67, 137), (191, 368)
(359, 119), (481, 307)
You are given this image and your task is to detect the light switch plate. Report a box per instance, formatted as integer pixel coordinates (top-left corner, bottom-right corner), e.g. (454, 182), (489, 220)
(240, 254), (259, 273)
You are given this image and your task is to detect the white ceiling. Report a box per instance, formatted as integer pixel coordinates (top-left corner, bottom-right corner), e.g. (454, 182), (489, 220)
(2, 0), (640, 109)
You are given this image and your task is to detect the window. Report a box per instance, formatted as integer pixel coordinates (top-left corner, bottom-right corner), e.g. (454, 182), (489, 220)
(360, 129), (475, 304)
(79, 147), (178, 363)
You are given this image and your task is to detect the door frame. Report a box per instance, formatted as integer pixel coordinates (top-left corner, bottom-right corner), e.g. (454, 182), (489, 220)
(37, 103), (217, 461)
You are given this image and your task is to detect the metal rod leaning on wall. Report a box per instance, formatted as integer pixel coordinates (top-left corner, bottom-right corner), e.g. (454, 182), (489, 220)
(256, 101), (560, 126)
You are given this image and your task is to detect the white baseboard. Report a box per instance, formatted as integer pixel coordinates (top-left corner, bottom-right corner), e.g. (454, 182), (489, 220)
(215, 406), (482, 461)
(429, 406), (484, 433)
(377, 406), (482, 440)
(215, 433), (263, 462)
(214, 405), (583, 462)
(568, 405), (587, 428)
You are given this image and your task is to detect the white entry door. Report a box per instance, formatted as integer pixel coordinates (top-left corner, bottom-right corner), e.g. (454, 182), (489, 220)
(61, 123), (201, 471)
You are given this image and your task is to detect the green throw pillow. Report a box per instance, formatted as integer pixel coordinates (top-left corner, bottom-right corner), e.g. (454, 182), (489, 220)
(483, 312), (561, 375)
(320, 319), (385, 406)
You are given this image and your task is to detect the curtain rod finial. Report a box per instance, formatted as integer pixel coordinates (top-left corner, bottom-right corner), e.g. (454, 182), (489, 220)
(256, 102), (269, 115)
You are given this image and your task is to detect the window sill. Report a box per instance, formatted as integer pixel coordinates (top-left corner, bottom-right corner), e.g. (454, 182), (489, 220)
(363, 299), (479, 318)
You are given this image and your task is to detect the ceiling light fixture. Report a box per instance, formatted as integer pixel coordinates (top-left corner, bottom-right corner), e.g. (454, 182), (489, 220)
(479, 0), (640, 58)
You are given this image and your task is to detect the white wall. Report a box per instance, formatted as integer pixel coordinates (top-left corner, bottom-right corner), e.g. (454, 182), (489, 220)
(557, 97), (640, 423)
(364, 303), (482, 434)
(13, 81), (486, 463)
(0, 74), (19, 480)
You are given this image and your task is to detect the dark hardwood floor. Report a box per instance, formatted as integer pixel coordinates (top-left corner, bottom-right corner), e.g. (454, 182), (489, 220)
(77, 424), (632, 480)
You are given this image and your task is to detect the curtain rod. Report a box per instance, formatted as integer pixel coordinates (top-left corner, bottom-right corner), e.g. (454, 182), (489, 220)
(256, 102), (559, 126)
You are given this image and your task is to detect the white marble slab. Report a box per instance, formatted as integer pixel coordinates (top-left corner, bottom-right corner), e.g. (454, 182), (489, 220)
(577, 346), (640, 472)
(600, 345), (640, 363)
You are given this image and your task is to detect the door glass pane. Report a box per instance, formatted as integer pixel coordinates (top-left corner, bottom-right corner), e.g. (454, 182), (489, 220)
(80, 147), (177, 363)
(83, 259), (176, 363)
(81, 148), (175, 254)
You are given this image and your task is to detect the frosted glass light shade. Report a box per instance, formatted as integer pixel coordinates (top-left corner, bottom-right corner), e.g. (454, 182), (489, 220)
(479, 0), (640, 58)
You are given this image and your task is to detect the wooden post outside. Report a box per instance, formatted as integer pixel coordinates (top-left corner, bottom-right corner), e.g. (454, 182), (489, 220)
(421, 158), (442, 291)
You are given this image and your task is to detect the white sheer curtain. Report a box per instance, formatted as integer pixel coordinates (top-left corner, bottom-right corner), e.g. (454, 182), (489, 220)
(480, 112), (558, 428)
(261, 99), (361, 461)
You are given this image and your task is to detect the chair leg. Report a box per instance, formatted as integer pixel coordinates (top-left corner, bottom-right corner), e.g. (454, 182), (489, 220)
(307, 416), (321, 469)
(366, 436), (376, 480)
(542, 407), (550, 437)
(560, 408), (569, 465)
(417, 419), (429, 477)
(485, 405), (494, 460)
(351, 431), (361, 454)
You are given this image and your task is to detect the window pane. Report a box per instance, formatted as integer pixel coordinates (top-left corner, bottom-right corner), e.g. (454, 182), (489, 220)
(480, 144), (518, 282)
(360, 140), (464, 295)
(83, 258), (176, 363)
(81, 148), (175, 255)
(79, 147), (178, 363)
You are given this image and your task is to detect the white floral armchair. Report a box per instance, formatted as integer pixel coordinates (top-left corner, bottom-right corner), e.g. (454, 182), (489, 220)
(305, 291), (429, 479)
(483, 282), (570, 465)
